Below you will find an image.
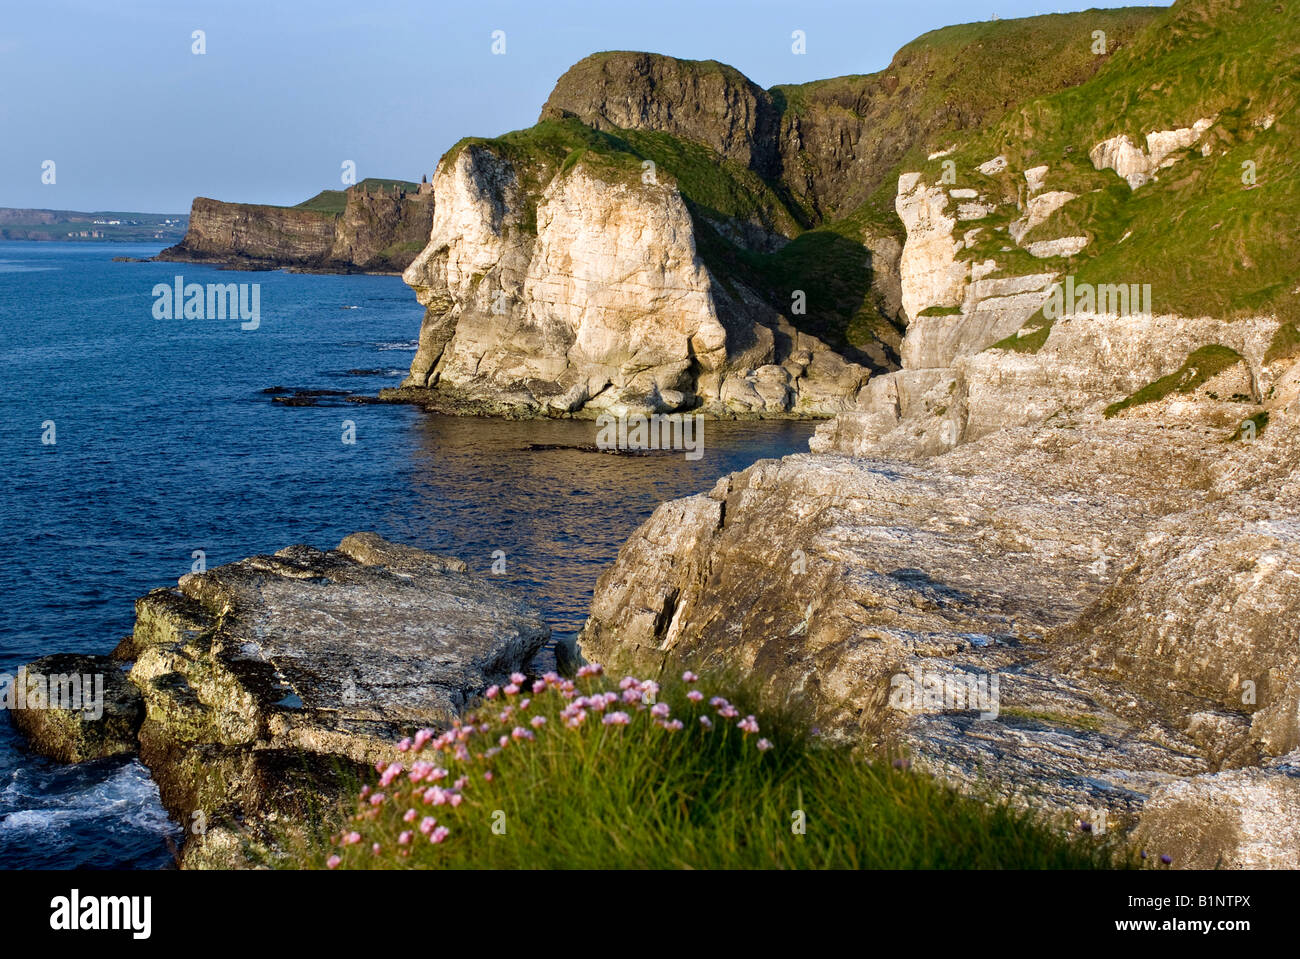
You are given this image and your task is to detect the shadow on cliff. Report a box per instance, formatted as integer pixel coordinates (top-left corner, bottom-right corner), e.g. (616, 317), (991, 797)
(691, 213), (900, 372)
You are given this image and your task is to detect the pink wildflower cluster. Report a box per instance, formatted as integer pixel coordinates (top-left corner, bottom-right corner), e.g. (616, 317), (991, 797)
(327, 666), (769, 868)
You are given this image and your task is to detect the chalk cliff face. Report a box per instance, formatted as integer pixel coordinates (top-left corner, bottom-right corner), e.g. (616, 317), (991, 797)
(159, 183), (433, 273)
(396, 143), (868, 417)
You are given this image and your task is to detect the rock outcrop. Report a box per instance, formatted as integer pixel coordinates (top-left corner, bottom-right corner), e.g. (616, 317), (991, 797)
(159, 182), (433, 273)
(6, 653), (144, 763)
(393, 146), (867, 418)
(581, 402), (1300, 859)
(11, 534), (549, 868)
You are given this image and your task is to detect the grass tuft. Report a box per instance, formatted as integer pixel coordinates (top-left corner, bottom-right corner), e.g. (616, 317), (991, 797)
(311, 667), (1128, 870)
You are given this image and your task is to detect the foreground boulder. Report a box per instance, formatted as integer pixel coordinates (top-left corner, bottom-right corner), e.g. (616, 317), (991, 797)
(580, 403), (1300, 854)
(119, 532), (549, 867)
(6, 653), (143, 762)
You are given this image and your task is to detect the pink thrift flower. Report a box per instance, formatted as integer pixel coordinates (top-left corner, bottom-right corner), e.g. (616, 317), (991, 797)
(413, 728), (434, 750)
(343, 831), (361, 845)
(449, 793), (463, 807)
(419, 816), (436, 835)
(370, 793), (386, 806)
(699, 716), (713, 730)
(531, 715), (546, 728)
(485, 685), (500, 700)
(326, 855), (341, 869)
(510, 672), (527, 685)
(403, 809), (417, 823)
(454, 776), (469, 791)
(511, 726), (533, 742)
(682, 670), (698, 683)
(651, 703), (670, 719)
(757, 738), (773, 752)
(484, 771), (493, 782)
(371, 843), (381, 856)
(397, 738), (411, 752)
(666, 719), (684, 732)
(619, 676), (637, 690)
(687, 690), (704, 702)
(430, 826), (450, 844)
(532, 680), (547, 694)
(738, 715), (760, 735)
(603, 711), (631, 726)
(399, 831), (413, 845)
(719, 705), (739, 719)
(623, 688), (643, 705)
(503, 683), (520, 696)
(709, 696), (727, 708)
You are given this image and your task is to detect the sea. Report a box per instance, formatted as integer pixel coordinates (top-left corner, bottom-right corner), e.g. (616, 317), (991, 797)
(0, 241), (814, 869)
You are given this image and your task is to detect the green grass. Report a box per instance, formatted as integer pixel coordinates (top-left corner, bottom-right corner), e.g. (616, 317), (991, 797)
(989, 320), (1053, 354)
(770, 7), (1163, 221)
(1229, 409), (1269, 442)
(294, 179), (420, 215)
(925, 0), (1300, 323)
(1104, 343), (1244, 417)
(1265, 322), (1300, 365)
(312, 669), (1128, 870)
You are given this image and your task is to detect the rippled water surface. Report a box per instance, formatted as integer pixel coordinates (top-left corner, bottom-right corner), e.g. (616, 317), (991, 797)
(0, 242), (814, 868)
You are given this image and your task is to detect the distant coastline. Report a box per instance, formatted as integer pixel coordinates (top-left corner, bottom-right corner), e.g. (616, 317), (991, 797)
(0, 207), (188, 243)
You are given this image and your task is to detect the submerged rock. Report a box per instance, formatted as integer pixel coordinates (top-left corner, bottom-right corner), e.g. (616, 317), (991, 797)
(7, 653), (144, 762)
(122, 532), (549, 867)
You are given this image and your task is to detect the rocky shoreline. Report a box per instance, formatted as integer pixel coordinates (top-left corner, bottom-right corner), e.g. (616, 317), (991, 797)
(12, 533), (549, 868)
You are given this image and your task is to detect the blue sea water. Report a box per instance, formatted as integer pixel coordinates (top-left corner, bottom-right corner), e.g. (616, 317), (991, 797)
(0, 242), (814, 869)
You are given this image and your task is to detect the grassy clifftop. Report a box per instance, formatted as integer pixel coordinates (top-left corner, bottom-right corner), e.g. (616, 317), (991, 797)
(922, 0), (1300, 324)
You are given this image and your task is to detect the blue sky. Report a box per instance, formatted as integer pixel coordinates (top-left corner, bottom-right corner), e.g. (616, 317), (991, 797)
(1, 0), (1165, 212)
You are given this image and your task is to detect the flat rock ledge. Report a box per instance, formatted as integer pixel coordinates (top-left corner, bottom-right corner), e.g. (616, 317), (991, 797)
(12, 533), (549, 868)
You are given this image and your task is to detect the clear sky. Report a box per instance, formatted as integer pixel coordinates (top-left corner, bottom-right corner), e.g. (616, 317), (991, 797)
(0, 0), (1165, 212)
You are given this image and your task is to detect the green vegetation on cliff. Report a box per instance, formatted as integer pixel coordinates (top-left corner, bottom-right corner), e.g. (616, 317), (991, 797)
(930, 0), (1300, 323)
(295, 178), (421, 215)
(1104, 344), (1244, 417)
(309, 669), (1128, 870)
